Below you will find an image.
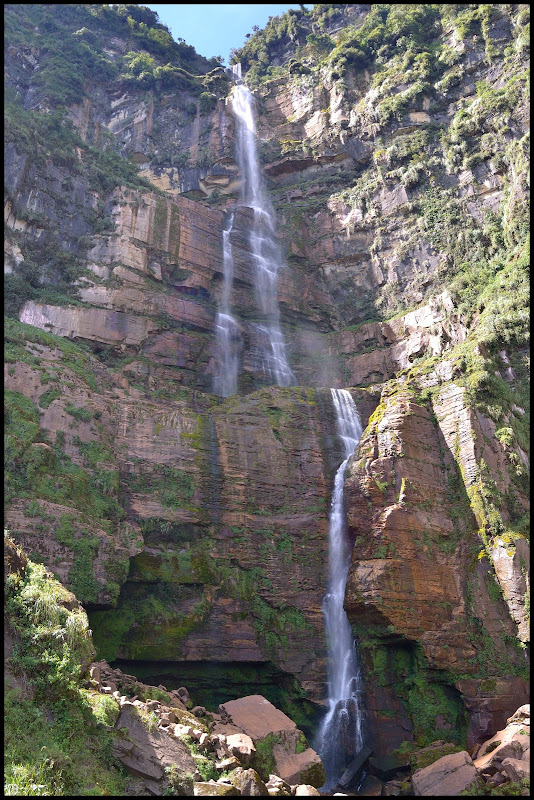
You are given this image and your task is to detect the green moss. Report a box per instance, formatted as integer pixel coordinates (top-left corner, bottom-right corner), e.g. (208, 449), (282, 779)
(252, 732), (281, 779)
(127, 465), (195, 509)
(4, 317), (99, 391)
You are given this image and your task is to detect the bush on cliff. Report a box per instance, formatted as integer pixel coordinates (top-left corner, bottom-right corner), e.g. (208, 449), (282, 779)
(4, 535), (126, 795)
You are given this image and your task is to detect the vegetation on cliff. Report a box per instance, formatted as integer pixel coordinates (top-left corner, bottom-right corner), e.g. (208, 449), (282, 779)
(3, 3), (530, 790)
(5, 534), (126, 795)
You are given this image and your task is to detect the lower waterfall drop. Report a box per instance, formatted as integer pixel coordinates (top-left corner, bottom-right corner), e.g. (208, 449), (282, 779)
(316, 387), (365, 791)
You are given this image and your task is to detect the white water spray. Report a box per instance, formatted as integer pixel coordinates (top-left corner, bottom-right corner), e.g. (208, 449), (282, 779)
(213, 64), (294, 390)
(316, 388), (365, 791)
(213, 212), (239, 397)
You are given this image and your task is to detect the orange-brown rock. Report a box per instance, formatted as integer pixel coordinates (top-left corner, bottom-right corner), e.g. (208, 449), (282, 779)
(344, 385), (528, 757)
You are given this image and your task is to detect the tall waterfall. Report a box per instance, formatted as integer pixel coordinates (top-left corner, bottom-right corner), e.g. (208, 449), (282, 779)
(315, 388), (365, 791)
(213, 64), (294, 392)
(213, 212), (239, 397)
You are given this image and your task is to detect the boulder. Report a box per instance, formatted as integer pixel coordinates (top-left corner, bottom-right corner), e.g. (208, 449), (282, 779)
(500, 757), (530, 782)
(294, 786), (321, 796)
(265, 774), (292, 796)
(358, 774), (384, 795)
(226, 733), (256, 767)
(193, 783), (240, 796)
(474, 722), (529, 772)
(231, 767), (269, 796)
(220, 696), (297, 741)
(272, 746), (325, 789)
(219, 696), (325, 787)
(175, 724), (195, 738)
(507, 705), (530, 725)
(412, 751), (478, 796)
(113, 704), (196, 786)
(215, 756), (242, 771)
(89, 665), (101, 685)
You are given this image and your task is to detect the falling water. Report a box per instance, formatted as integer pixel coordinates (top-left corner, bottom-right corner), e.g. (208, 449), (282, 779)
(227, 63), (294, 387)
(213, 212), (239, 397)
(315, 388), (365, 791)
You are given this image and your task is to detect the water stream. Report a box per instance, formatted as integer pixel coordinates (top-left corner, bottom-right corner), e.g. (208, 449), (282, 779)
(213, 64), (294, 392)
(213, 212), (239, 397)
(315, 388), (365, 791)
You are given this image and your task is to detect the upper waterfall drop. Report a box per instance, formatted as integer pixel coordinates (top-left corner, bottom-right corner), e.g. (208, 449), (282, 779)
(315, 388), (365, 791)
(213, 63), (295, 392)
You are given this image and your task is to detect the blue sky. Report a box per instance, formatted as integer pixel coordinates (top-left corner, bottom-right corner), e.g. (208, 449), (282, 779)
(145, 4), (312, 65)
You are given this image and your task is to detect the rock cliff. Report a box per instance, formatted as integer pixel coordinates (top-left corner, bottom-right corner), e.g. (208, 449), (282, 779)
(4, 1), (529, 772)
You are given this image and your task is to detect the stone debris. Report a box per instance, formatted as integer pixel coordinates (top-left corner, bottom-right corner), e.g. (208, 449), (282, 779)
(86, 654), (529, 800)
(198, 732), (211, 749)
(193, 782), (240, 796)
(216, 756), (242, 772)
(84, 661), (328, 796)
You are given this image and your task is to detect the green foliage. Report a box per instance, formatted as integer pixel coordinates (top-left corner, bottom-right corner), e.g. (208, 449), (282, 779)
(252, 732), (281, 779)
(233, 4), (441, 85)
(38, 389), (61, 409)
(127, 465), (195, 509)
(4, 317), (98, 391)
(164, 765), (195, 796)
(460, 778), (530, 796)
(65, 402), (93, 422)
(4, 387), (124, 597)
(6, 560), (94, 701)
(199, 91), (217, 113)
(5, 95), (154, 198)
(5, 549), (125, 795)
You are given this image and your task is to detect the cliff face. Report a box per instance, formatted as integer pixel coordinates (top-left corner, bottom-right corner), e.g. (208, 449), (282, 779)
(4, 3), (529, 755)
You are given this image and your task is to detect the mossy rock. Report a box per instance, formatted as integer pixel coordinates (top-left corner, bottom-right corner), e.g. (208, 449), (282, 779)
(300, 759), (327, 788)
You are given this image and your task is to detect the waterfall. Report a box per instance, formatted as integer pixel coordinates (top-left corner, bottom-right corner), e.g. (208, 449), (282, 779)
(213, 212), (239, 397)
(213, 63), (294, 392)
(315, 388), (365, 791)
